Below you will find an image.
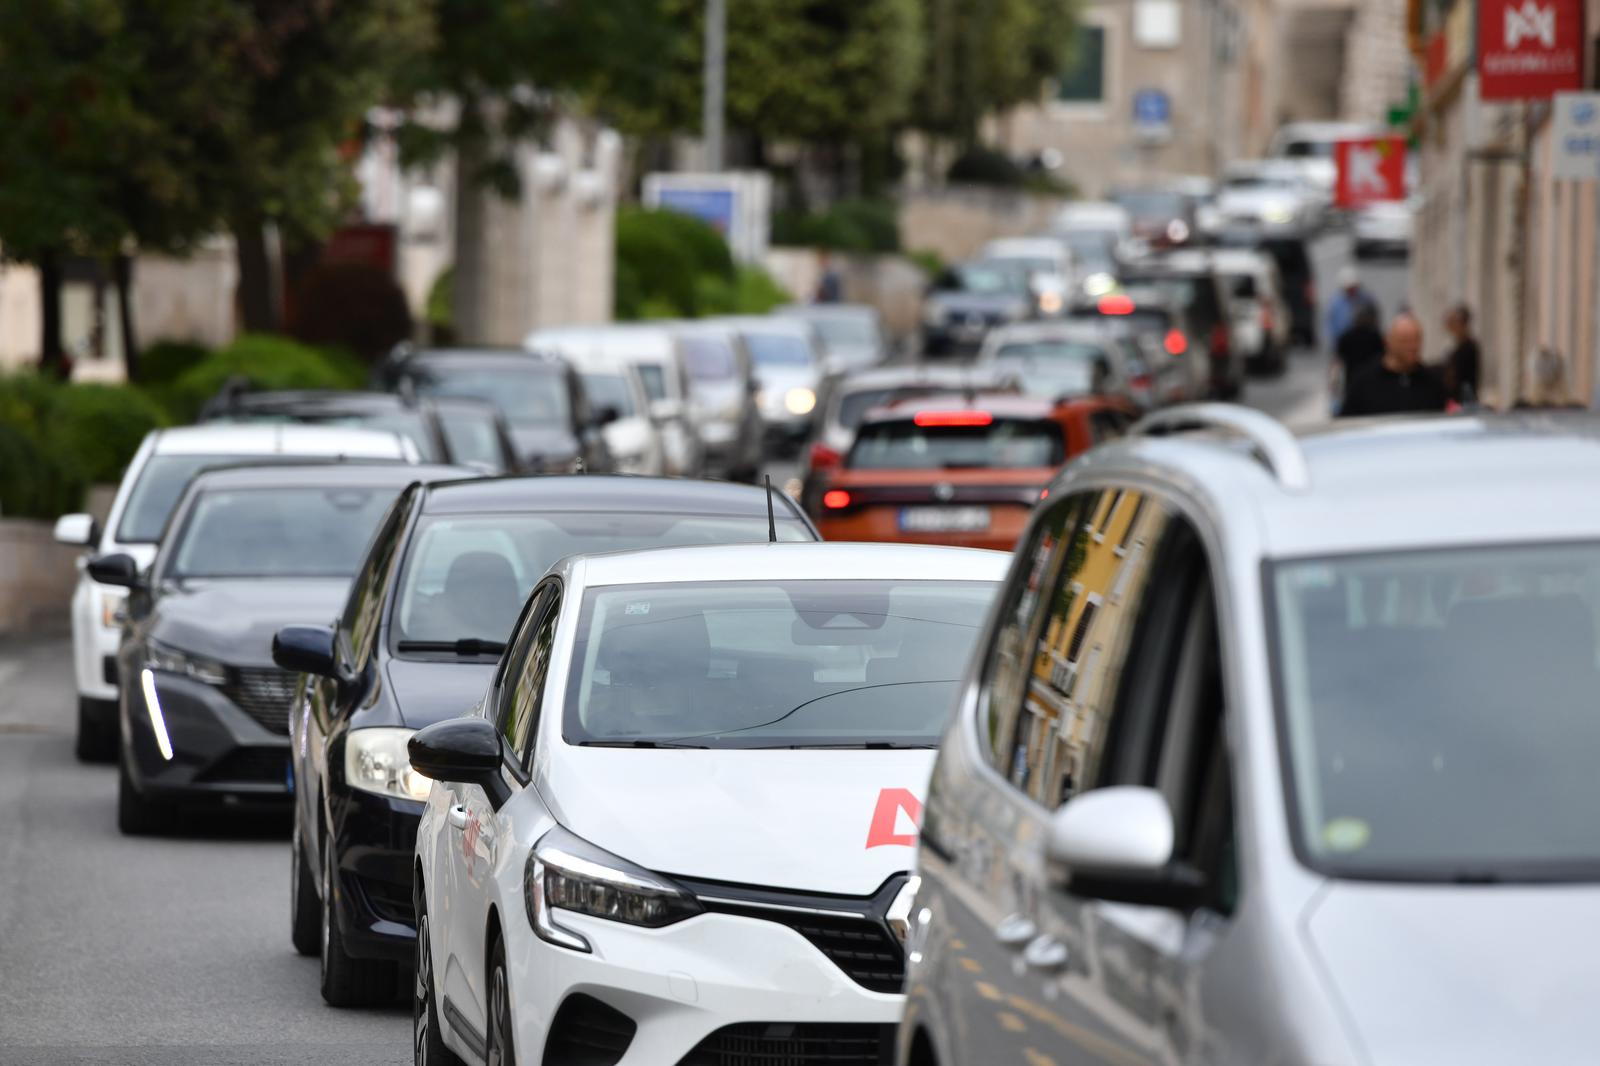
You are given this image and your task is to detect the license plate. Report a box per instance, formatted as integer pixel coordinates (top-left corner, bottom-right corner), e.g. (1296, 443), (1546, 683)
(899, 506), (991, 533)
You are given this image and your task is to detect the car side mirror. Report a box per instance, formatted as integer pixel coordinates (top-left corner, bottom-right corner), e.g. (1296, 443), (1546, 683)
(53, 513), (98, 547)
(593, 405), (621, 427)
(1045, 786), (1205, 909)
(87, 553), (142, 589)
(409, 717), (513, 810)
(272, 624), (339, 679)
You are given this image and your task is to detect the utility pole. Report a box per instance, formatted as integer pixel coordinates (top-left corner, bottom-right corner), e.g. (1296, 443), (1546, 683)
(703, 0), (726, 171)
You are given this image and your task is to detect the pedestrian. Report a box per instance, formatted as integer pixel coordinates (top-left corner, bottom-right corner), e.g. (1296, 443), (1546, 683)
(1339, 312), (1449, 417)
(1325, 266), (1375, 350)
(1441, 303), (1481, 404)
(1514, 347), (1586, 410)
(1333, 301), (1385, 406)
(814, 251), (843, 304)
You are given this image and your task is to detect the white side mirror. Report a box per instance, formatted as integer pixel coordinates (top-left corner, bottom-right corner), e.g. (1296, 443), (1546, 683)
(1045, 785), (1174, 874)
(53, 513), (97, 547)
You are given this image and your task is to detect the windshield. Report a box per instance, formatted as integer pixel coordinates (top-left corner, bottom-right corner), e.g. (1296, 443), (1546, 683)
(117, 454), (262, 543)
(992, 341), (1109, 398)
(1271, 544), (1600, 881)
(745, 332), (815, 369)
(436, 409), (506, 470)
(565, 579), (997, 748)
(581, 372), (638, 417)
(1283, 139), (1333, 159)
(848, 417), (1063, 470)
(409, 365), (571, 428)
(947, 262), (1030, 295)
(392, 513), (814, 650)
(1062, 232), (1117, 267)
(634, 364), (668, 401)
(681, 337), (738, 381)
(1115, 190), (1186, 220)
(807, 314), (877, 348)
(167, 486), (394, 579)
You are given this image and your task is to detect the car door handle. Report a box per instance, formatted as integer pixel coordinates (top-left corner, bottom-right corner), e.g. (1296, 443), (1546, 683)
(1022, 934), (1071, 974)
(994, 913), (1038, 950)
(446, 805), (470, 830)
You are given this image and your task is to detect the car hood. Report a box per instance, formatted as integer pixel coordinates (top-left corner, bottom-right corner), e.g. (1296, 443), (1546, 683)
(151, 578), (348, 666)
(1303, 881), (1600, 1063)
(509, 424), (579, 465)
(542, 748), (936, 894)
(384, 658), (496, 730)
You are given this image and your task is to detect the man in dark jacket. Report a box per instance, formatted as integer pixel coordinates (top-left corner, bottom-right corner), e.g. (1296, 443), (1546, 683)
(1335, 302), (1385, 406)
(1442, 303), (1481, 403)
(1340, 312), (1449, 417)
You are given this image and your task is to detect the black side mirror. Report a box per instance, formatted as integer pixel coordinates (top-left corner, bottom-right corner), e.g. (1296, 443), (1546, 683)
(87, 553), (142, 589)
(593, 405), (621, 427)
(409, 717), (512, 809)
(272, 624), (339, 678)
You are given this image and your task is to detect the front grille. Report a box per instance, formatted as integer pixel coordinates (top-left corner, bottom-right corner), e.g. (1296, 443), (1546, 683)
(678, 1023), (893, 1066)
(195, 747), (288, 785)
(223, 667), (297, 734)
(543, 993), (636, 1066)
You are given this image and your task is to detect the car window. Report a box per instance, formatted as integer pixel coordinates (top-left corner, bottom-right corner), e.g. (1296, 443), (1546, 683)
(992, 341), (1109, 399)
(499, 585), (560, 764)
(847, 417), (1065, 471)
(435, 409), (507, 470)
(745, 332), (815, 368)
(580, 371), (638, 417)
(340, 489), (413, 669)
(116, 453), (253, 543)
(166, 485), (397, 581)
(633, 363), (668, 401)
(407, 364), (571, 428)
(1090, 409), (1131, 443)
(681, 337), (737, 381)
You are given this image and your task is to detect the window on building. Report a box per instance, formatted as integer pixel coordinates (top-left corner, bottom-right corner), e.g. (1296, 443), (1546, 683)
(1057, 26), (1107, 104)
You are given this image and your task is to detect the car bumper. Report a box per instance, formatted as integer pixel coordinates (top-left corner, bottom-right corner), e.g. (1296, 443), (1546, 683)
(498, 908), (903, 1066)
(816, 506), (1031, 553)
(330, 786), (426, 961)
(121, 669), (292, 805)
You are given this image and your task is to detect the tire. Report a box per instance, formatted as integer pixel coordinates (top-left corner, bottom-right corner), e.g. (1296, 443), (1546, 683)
(117, 757), (170, 836)
(76, 697), (118, 763)
(320, 835), (398, 1007)
(290, 815), (320, 957)
(484, 935), (516, 1066)
(413, 887), (465, 1066)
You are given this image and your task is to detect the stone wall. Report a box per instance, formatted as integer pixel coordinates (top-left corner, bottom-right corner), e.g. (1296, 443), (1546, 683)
(0, 521), (78, 636)
(765, 249), (930, 339)
(898, 186), (1067, 264)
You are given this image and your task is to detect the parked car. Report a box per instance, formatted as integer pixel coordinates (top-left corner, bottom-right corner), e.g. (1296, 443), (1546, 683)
(775, 303), (890, 372)
(94, 461), (465, 834)
(921, 260), (1037, 356)
(1118, 252), (1243, 399)
(374, 347), (614, 474)
(410, 542), (1008, 1066)
(813, 392), (1137, 550)
(1213, 159), (1325, 238)
(1353, 198), (1414, 258)
(976, 320), (1156, 409)
(275, 475), (817, 1007)
(51, 424), (420, 763)
(1208, 246), (1293, 374)
(1071, 287), (1207, 403)
(673, 322), (765, 481)
(711, 315), (827, 454)
(578, 365), (666, 476)
(979, 236), (1075, 315)
(1112, 184), (1201, 248)
(1218, 232), (1319, 346)
(902, 408), (1600, 1066)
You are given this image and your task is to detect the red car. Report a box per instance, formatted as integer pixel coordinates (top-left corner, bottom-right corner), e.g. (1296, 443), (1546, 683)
(813, 392), (1137, 551)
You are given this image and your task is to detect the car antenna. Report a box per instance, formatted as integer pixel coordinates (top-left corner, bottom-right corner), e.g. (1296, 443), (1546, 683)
(764, 474), (777, 543)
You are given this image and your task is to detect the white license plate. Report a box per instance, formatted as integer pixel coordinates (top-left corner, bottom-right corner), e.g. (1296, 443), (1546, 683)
(899, 506), (991, 533)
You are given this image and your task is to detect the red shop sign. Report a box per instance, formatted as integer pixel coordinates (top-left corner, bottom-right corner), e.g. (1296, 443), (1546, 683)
(1334, 137), (1408, 207)
(1478, 0), (1583, 100)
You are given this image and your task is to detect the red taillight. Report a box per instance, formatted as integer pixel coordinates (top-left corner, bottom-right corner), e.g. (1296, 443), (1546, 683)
(1129, 373), (1153, 389)
(1039, 487), (1050, 501)
(1209, 323), (1231, 356)
(913, 410), (994, 427)
(1164, 329), (1187, 356)
(822, 489), (852, 510)
(809, 441), (842, 470)
(1098, 294), (1135, 315)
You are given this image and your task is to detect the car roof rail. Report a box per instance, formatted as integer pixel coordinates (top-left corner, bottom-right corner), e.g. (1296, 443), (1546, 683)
(1131, 403), (1310, 491)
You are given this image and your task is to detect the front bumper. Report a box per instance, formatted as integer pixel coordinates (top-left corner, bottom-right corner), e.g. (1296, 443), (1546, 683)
(329, 786), (426, 962)
(499, 907), (904, 1066)
(121, 668), (292, 805)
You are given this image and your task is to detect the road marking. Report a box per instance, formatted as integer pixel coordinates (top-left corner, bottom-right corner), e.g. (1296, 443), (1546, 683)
(998, 1011), (1027, 1033)
(959, 956), (983, 973)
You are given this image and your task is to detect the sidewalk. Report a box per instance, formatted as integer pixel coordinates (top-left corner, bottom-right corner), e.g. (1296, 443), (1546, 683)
(0, 634), (74, 736)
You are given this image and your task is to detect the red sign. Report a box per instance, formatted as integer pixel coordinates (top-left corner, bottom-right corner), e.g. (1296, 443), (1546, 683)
(1334, 138), (1408, 208)
(1478, 0), (1583, 100)
(865, 788), (923, 849)
(1425, 30), (1449, 87)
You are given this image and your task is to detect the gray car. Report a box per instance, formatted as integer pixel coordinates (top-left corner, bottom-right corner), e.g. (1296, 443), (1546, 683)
(711, 314), (827, 453)
(901, 407), (1600, 1066)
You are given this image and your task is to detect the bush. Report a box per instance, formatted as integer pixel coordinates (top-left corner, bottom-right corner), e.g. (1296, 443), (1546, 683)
(287, 261), (414, 365)
(139, 340), (211, 386)
(0, 373), (155, 516)
(164, 334), (367, 423)
(426, 266), (454, 343)
(907, 248), (945, 279)
(947, 147), (1028, 187)
(644, 208), (735, 282)
(771, 199), (900, 253)
(0, 422), (83, 519)
(697, 264), (793, 316)
(615, 207), (707, 319)
(48, 384), (168, 484)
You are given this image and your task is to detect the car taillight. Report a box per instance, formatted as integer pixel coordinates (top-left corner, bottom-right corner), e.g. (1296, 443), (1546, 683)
(914, 410), (993, 427)
(823, 489), (852, 510)
(809, 441), (842, 470)
(1097, 294), (1134, 315)
(1209, 323), (1230, 357)
(1164, 330), (1187, 356)
(1038, 487), (1051, 501)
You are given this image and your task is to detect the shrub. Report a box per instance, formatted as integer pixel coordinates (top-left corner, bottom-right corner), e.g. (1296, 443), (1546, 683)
(615, 206), (702, 319)
(946, 147), (1027, 187)
(139, 340), (211, 386)
(645, 208), (735, 282)
(287, 261), (414, 365)
(426, 266), (454, 343)
(771, 199), (900, 253)
(0, 422), (83, 519)
(47, 384), (168, 484)
(698, 264), (793, 316)
(164, 334), (367, 423)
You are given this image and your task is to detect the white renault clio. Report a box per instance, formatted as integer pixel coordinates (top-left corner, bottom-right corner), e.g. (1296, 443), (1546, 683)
(409, 542), (1007, 1066)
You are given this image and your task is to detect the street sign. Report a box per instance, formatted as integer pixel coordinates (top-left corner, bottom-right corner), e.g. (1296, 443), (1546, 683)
(1550, 91), (1600, 179)
(1333, 137), (1408, 207)
(1131, 89), (1172, 142)
(1478, 0), (1583, 101)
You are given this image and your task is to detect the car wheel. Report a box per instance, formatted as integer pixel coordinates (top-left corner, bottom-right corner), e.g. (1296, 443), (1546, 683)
(290, 815), (320, 957)
(117, 757), (170, 836)
(75, 697), (118, 763)
(484, 936), (516, 1066)
(413, 888), (465, 1066)
(320, 835), (397, 1007)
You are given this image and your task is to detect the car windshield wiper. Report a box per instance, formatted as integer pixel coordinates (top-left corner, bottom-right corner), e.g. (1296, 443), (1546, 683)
(395, 638), (507, 657)
(578, 739), (712, 749)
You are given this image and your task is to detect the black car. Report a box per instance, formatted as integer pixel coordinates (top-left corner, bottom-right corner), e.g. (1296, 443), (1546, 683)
(274, 475), (820, 1006)
(920, 260), (1036, 356)
(198, 388), (523, 474)
(90, 462), (467, 836)
(1117, 255), (1242, 399)
(373, 347), (614, 473)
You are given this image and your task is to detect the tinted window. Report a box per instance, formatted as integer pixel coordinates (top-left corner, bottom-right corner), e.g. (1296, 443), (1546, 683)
(435, 409), (507, 470)
(168, 486), (397, 580)
(847, 418), (1065, 470)
(565, 579), (998, 748)
(340, 491), (412, 667)
(946, 262), (1031, 295)
(580, 372), (637, 417)
(1120, 274), (1223, 329)
(117, 454), (250, 543)
(408, 365), (571, 427)
(835, 386), (950, 430)
(681, 337), (737, 381)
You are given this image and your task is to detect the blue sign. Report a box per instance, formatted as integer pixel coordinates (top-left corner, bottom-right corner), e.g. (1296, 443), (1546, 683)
(1132, 89), (1171, 128)
(656, 187), (736, 236)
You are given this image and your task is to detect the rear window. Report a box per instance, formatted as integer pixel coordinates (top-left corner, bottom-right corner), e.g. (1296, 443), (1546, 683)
(992, 341), (1109, 398)
(682, 337), (737, 381)
(581, 372), (638, 417)
(1070, 306), (1172, 335)
(847, 417), (1065, 471)
(745, 332), (814, 368)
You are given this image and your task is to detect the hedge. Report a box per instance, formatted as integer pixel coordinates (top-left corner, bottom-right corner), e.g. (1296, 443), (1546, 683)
(49, 384), (169, 484)
(0, 373), (161, 519)
(162, 334), (367, 423)
(0, 422), (83, 520)
(139, 340), (211, 386)
(613, 206), (789, 320)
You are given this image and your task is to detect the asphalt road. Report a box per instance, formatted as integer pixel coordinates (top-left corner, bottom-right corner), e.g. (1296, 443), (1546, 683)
(0, 232), (1406, 1066)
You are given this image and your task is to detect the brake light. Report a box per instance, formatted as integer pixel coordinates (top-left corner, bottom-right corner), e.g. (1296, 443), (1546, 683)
(1164, 330), (1187, 356)
(913, 410), (994, 427)
(1097, 294), (1135, 316)
(823, 489), (852, 510)
(1209, 323), (1231, 357)
(809, 441), (842, 470)
(1039, 487), (1050, 501)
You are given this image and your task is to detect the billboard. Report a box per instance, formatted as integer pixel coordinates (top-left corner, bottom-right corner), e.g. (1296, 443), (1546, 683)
(1478, 0), (1583, 100)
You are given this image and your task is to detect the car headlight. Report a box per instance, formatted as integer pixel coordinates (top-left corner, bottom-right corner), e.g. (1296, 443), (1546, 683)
(1263, 204), (1294, 224)
(524, 826), (702, 952)
(345, 727), (432, 802)
(784, 387), (816, 415)
(101, 589), (127, 629)
(146, 639), (227, 685)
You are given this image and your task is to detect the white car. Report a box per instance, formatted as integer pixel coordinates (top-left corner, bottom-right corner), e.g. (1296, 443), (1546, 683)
(979, 237), (1074, 315)
(409, 542), (1008, 1066)
(52, 423), (419, 762)
(1352, 198), (1414, 258)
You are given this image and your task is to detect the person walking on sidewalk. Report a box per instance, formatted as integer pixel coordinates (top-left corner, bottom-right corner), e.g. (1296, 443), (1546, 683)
(1332, 302), (1385, 409)
(1325, 266), (1375, 352)
(1339, 312), (1449, 417)
(1442, 303), (1481, 404)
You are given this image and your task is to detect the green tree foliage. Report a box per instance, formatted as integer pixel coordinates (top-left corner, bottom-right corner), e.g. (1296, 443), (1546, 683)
(914, 0), (1076, 145)
(163, 334), (366, 423)
(614, 207), (789, 320)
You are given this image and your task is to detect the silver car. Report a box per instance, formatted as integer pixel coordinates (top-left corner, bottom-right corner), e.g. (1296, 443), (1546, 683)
(976, 320), (1161, 410)
(711, 314), (827, 454)
(901, 407), (1600, 1066)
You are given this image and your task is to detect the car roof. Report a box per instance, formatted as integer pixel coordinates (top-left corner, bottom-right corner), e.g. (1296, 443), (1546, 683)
(404, 348), (563, 371)
(183, 462), (467, 493)
(418, 474), (813, 522)
(865, 391), (1058, 423)
(211, 390), (414, 414)
(1082, 412), (1600, 558)
(777, 303), (880, 321)
(564, 541), (1010, 589)
(528, 324), (679, 363)
(149, 423), (412, 458)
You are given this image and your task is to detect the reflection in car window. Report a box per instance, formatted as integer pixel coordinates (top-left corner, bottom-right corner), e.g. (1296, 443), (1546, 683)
(169, 487), (395, 579)
(565, 579), (998, 748)
(847, 418), (1064, 471)
(435, 410), (504, 469)
(117, 454), (264, 543)
(501, 588), (559, 761)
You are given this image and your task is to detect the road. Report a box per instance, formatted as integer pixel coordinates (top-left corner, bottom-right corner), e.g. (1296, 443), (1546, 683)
(0, 233), (1405, 1066)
